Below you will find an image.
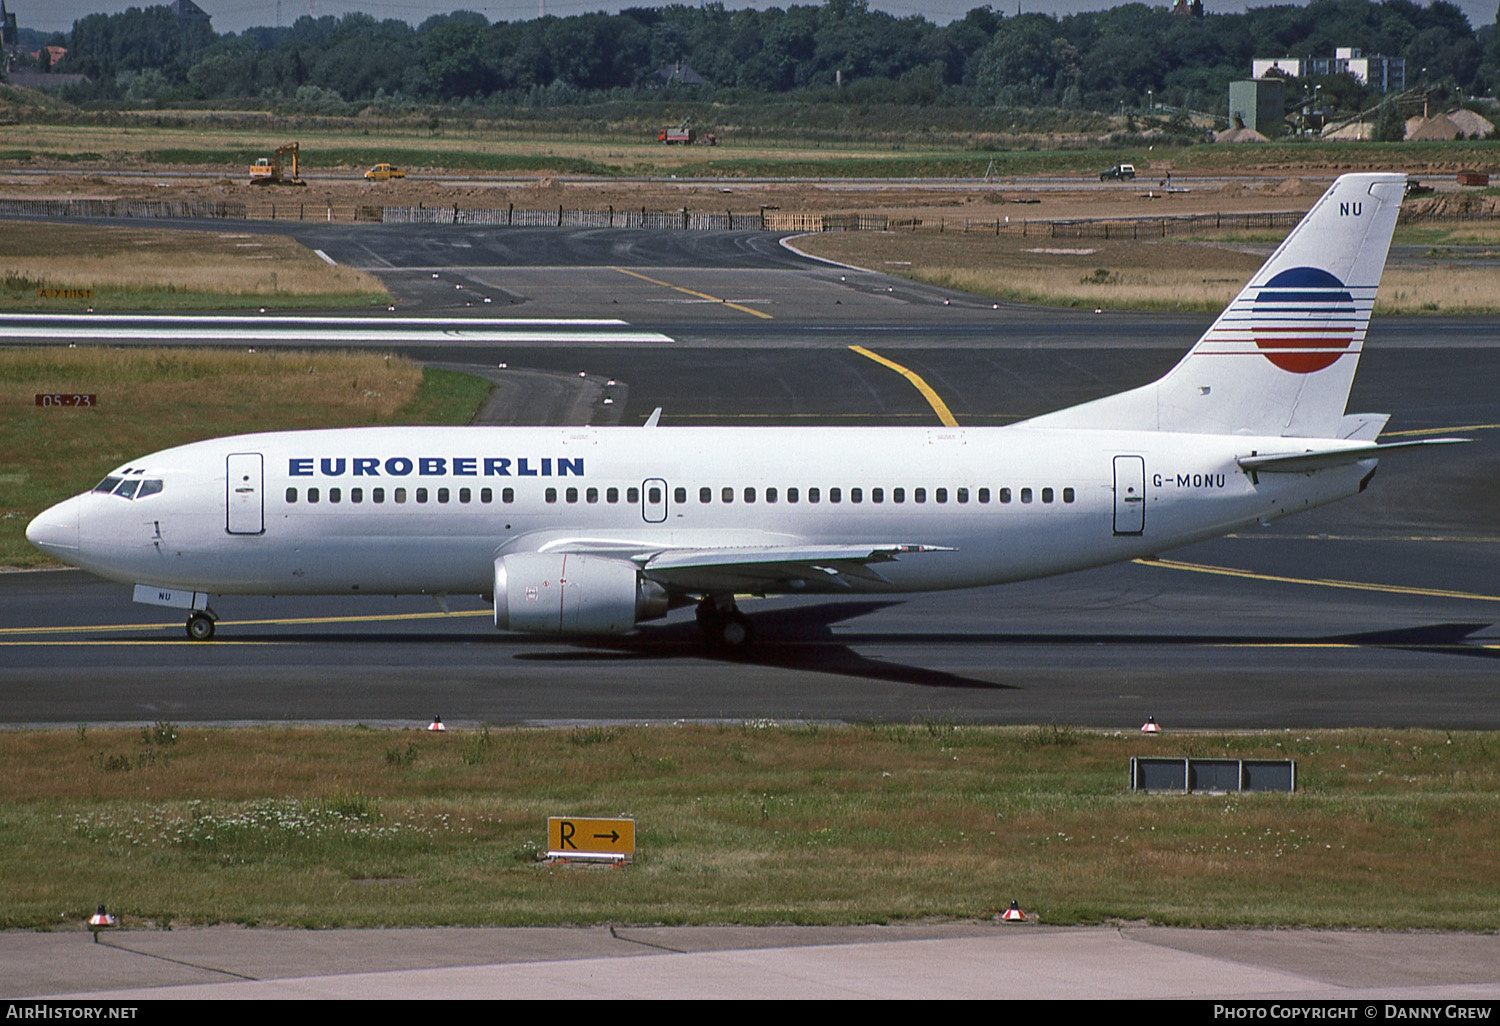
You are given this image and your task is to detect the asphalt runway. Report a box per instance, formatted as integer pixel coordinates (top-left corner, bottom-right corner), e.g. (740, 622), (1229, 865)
(2, 220), (1498, 729)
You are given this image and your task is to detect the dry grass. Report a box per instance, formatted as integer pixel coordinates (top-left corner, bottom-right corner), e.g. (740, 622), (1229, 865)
(2, 724), (1497, 931)
(795, 229), (1500, 314)
(0, 222), (386, 308)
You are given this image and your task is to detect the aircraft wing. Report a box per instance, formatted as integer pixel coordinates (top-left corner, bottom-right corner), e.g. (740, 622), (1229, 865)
(1237, 437), (1469, 473)
(640, 543), (953, 592)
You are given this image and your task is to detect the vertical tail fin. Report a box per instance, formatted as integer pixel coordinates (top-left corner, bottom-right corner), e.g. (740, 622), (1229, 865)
(1026, 173), (1407, 438)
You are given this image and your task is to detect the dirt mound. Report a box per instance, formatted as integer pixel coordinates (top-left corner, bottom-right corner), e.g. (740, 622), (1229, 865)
(1406, 115), (1464, 142)
(1269, 176), (1318, 196)
(1213, 127), (1267, 144)
(1447, 109), (1495, 139)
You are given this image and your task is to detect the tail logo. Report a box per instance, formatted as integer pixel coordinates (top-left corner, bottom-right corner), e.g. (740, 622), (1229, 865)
(1252, 267), (1359, 374)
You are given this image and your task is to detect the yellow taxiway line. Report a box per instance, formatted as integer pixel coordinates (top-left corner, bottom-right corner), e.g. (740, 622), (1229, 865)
(611, 267), (773, 319)
(1381, 422), (1500, 438)
(848, 346), (960, 428)
(0, 608), (491, 640)
(1139, 558), (1500, 603)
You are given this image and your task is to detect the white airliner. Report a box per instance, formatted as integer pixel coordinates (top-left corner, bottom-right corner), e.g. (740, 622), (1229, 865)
(27, 173), (1463, 650)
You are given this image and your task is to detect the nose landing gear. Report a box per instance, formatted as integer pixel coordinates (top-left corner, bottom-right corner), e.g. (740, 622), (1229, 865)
(186, 610), (218, 641)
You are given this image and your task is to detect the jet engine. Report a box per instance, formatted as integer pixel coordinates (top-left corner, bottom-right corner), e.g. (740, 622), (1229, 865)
(493, 553), (669, 635)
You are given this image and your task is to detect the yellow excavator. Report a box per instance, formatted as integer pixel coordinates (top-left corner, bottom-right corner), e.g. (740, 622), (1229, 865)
(249, 142), (306, 186)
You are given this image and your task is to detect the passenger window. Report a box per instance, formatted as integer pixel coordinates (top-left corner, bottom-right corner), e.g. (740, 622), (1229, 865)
(647, 486), (661, 504)
(766, 487), (778, 503)
(850, 488), (862, 503)
(722, 487), (734, 503)
(586, 487), (598, 503)
(565, 487), (578, 503)
(1021, 488), (1033, 504)
(978, 488), (990, 503)
(503, 488), (514, 503)
(787, 487), (799, 503)
(808, 487), (820, 503)
(999, 488), (1011, 503)
(957, 488), (968, 504)
(627, 487), (640, 504)
(416, 488), (429, 503)
(829, 487), (841, 503)
(480, 488), (491, 503)
(137, 480), (163, 499)
(700, 487), (712, 504)
(459, 488), (471, 503)
(329, 488), (341, 503)
(546, 488), (558, 503)
(674, 487), (686, 504)
(872, 488), (884, 503)
(437, 488), (449, 503)
(1063, 487), (1075, 503)
(374, 488), (385, 503)
(607, 487), (619, 503)
(352, 488), (363, 503)
(936, 488), (947, 503)
(893, 488), (905, 503)
(1042, 487), (1054, 503)
(394, 488), (406, 503)
(914, 488), (926, 503)
(744, 487), (756, 503)
(307, 487), (319, 503)
(286, 487), (297, 503)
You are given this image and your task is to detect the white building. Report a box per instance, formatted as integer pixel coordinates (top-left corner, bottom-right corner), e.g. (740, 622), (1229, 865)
(1252, 48), (1405, 93)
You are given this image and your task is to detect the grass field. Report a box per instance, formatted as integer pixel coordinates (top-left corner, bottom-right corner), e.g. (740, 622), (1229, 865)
(794, 222), (1500, 314)
(0, 348), (492, 567)
(2, 723), (1496, 932)
(0, 222), (389, 311)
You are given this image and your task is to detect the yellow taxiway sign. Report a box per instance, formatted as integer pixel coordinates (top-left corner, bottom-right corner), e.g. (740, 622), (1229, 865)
(547, 816), (636, 860)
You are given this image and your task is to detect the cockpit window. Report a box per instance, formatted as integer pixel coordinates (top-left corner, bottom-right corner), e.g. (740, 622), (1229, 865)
(93, 476), (123, 494)
(136, 479), (163, 499)
(113, 479), (140, 500)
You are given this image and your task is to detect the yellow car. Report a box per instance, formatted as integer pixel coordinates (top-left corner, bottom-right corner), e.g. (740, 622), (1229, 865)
(364, 164), (405, 181)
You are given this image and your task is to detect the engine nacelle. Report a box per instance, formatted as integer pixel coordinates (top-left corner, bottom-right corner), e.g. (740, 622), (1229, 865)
(493, 553), (668, 636)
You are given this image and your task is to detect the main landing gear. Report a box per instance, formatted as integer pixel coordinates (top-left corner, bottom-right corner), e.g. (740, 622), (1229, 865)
(186, 610), (217, 641)
(695, 596), (754, 655)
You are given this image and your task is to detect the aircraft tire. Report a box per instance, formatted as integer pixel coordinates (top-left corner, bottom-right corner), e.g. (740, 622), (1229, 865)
(186, 612), (216, 641)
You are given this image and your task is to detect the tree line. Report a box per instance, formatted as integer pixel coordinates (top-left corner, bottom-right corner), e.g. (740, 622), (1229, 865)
(37, 0), (1500, 117)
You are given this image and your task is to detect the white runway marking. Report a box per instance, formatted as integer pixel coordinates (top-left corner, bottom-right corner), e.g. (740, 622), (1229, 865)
(0, 313), (674, 345)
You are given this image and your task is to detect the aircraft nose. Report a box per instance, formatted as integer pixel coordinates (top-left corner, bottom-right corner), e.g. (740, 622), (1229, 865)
(26, 497), (81, 558)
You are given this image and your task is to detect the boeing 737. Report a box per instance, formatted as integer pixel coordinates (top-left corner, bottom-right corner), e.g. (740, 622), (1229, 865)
(26, 173), (1464, 651)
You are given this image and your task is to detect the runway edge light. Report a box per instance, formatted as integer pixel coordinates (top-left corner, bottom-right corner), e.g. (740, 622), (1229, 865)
(1001, 901), (1026, 922)
(1141, 716), (1161, 734)
(88, 904), (117, 942)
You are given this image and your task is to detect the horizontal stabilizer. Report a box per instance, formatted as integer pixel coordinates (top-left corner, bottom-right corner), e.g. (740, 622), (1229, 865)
(1237, 437), (1469, 473)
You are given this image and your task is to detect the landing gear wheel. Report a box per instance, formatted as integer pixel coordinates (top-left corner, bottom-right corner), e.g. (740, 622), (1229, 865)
(186, 612), (216, 641)
(716, 610), (755, 654)
(695, 598), (754, 656)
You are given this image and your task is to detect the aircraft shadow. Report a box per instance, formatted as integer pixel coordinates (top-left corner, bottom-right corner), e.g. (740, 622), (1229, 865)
(514, 601), (1015, 691)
